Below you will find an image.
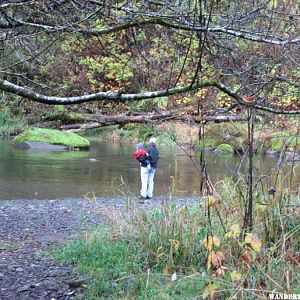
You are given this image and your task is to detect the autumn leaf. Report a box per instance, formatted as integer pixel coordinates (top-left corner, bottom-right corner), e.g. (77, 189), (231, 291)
(156, 252), (165, 260)
(163, 265), (172, 274)
(230, 270), (242, 282)
(210, 251), (225, 269)
(245, 233), (262, 253)
(203, 283), (220, 299)
(214, 266), (227, 276)
(203, 236), (221, 251)
(225, 224), (241, 238)
(169, 239), (180, 252)
(241, 250), (253, 264)
(203, 196), (217, 207)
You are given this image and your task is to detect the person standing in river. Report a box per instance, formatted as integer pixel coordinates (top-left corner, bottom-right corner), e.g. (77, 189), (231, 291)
(139, 137), (159, 200)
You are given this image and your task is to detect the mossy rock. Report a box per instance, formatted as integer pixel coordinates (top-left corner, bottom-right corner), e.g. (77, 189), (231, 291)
(195, 138), (218, 149)
(205, 123), (248, 152)
(216, 143), (235, 154)
(13, 128), (90, 149)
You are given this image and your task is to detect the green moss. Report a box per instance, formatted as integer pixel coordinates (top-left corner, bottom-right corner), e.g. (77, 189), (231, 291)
(205, 123), (248, 152)
(65, 112), (86, 122)
(13, 128), (90, 148)
(217, 143), (235, 154)
(122, 123), (137, 131)
(196, 138), (218, 148)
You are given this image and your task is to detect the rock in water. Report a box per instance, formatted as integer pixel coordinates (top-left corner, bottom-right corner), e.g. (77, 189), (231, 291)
(13, 128), (90, 149)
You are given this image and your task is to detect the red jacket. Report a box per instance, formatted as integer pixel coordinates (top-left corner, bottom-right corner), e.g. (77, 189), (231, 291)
(134, 149), (148, 159)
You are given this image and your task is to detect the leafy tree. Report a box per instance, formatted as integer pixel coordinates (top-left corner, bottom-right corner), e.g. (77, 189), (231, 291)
(0, 0), (298, 116)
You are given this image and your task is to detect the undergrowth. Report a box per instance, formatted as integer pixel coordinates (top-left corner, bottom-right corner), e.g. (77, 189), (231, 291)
(55, 180), (300, 299)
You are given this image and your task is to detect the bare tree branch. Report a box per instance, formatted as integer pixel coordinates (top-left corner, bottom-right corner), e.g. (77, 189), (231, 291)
(1, 78), (299, 115)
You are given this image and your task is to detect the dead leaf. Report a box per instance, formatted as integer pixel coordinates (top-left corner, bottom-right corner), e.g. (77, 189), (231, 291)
(208, 251), (225, 269)
(241, 250), (252, 264)
(245, 233), (262, 253)
(163, 265), (172, 274)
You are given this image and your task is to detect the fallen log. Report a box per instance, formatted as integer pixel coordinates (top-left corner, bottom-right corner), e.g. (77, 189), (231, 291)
(61, 111), (250, 131)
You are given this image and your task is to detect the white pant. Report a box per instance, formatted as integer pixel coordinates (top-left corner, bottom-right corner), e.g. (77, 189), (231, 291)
(140, 166), (156, 198)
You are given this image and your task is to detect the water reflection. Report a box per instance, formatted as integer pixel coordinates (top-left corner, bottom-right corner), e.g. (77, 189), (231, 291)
(0, 138), (299, 200)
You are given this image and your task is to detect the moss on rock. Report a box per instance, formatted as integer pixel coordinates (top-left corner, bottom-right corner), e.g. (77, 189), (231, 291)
(205, 123), (248, 152)
(216, 143), (235, 154)
(13, 128), (90, 148)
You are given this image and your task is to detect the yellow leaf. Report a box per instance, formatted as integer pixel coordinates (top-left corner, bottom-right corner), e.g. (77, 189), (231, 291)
(230, 270), (242, 281)
(156, 253), (165, 260)
(245, 233), (262, 253)
(203, 236), (221, 251)
(169, 239), (180, 252)
(203, 283), (220, 299)
(225, 224), (241, 238)
(204, 196), (217, 207)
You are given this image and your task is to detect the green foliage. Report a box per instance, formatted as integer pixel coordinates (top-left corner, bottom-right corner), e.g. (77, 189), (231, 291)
(55, 176), (300, 299)
(122, 123), (137, 131)
(127, 97), (168, 113)
(195, 137), (218, 149)
(124, 204), (207, 273)
(138, 124), (159, 143)
(0, 105), (27, 135)
(41, 105), (65, 121)
(270, 131), (300, 151)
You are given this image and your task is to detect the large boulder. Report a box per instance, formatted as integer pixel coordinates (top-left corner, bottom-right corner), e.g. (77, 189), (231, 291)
(205, 123), (248, 153)
(13, 128), (90, 149)
(216, 143), (235, 154)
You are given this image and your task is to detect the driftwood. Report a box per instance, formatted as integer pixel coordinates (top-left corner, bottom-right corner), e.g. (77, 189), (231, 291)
(61, 111), (250, 131)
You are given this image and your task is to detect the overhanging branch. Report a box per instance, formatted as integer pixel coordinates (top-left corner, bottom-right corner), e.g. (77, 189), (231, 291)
(1, 78), (299, 115)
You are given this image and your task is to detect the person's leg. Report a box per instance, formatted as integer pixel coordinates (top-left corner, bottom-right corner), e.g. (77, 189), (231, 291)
(140, 166), (148, 198)
(146, 168), (156, 198)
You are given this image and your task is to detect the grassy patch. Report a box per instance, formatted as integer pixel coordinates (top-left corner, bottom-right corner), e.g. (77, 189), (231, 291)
(56, 186), (300, 299)
(55, 205), (211, 299)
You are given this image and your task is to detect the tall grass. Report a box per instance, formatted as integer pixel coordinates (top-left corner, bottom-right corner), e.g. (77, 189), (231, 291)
(56, 168), (300, 299)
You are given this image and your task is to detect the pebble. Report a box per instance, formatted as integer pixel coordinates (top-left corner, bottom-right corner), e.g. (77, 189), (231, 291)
(16, 267), (24, 272)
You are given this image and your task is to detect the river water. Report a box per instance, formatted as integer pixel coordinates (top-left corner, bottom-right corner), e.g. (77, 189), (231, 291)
(0, 138), (298, 200)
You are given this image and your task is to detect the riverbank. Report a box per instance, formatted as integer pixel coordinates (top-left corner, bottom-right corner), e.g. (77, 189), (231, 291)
(2, 117), (300, 156)
(0, 196), (199, 300)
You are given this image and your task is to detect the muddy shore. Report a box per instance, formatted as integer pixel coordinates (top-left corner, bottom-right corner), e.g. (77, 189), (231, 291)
(0, 196), (199, 300)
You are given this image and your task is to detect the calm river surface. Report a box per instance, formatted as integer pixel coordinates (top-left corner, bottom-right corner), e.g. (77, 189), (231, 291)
(0, 138), (298, 200)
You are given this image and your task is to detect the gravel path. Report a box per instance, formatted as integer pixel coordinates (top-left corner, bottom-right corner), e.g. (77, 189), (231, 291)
(0, 196), (200, 300)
